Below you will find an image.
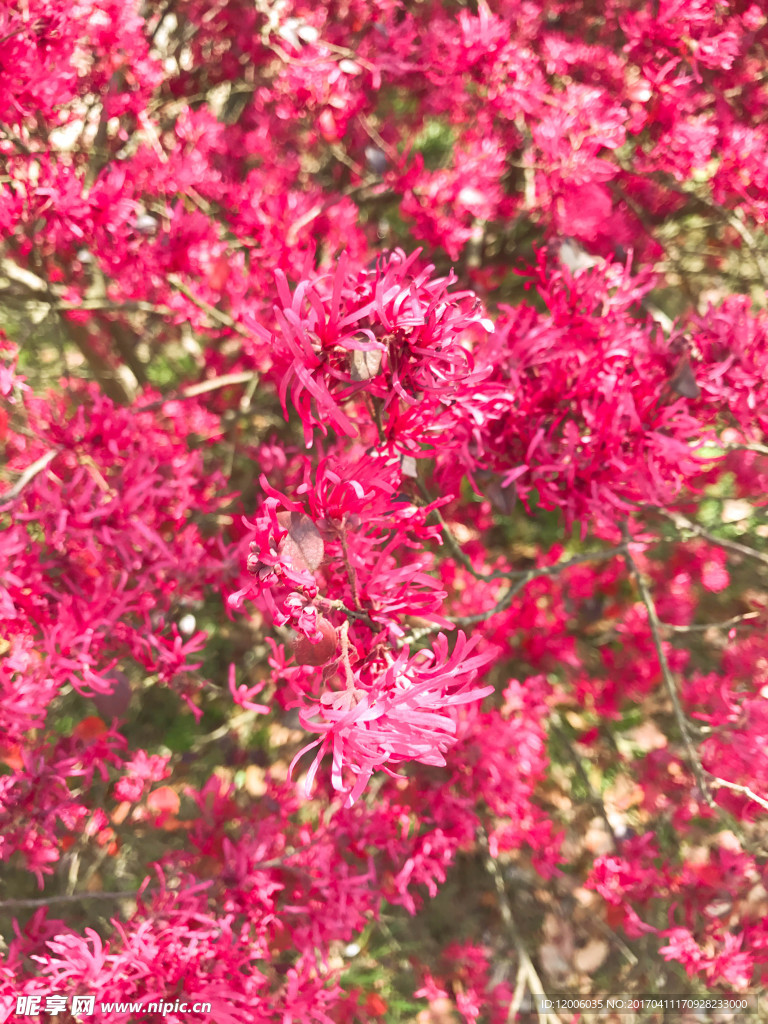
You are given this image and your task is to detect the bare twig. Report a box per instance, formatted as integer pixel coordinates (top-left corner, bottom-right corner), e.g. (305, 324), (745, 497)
(621, 529), (715, 808)
(315, 594), (378, 629)
(549, 716), (619, 848)
(477, 827), (564, 1024)
(0, 450), (57, 507)
(723, 442), (768, 458)
(514, 114), (536, 211)
(615, 156), (768, 289)
(0, 889), (145, 910)
(223, 370), (261, 478)
(399, 543), (626, 646)
(0, 841), (326, 912)
(706, 776), (768, 814)
(452, 545), (627, 628)
(57, 297), (175, 314)
(135, 372), (258, 413)
(284, 181), (388, 246)
(166, 273), (252, 336)
(655, 508), (768, 567)
(0, 263), (253, 351)
(661, 611), (760, 634)
(722, 210), (768, 290)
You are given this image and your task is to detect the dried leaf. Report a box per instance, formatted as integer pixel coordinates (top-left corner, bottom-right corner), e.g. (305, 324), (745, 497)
(401, 454), (419, 479)
(276, 511), (325, 571)
(350, 347), (383, 381)
(669, 355), (700, 399)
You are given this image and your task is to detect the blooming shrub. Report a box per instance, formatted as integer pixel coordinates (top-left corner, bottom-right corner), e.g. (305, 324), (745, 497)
(2, 0), (768, 1021)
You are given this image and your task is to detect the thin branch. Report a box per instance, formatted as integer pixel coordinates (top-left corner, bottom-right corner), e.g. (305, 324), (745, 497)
(661, 611), (760, 634)
(514, 114), (536, 211)
(166, 273), (255, 338)
(187, 707), (264, 752)
(549, 716), (619, 848)
(423, 497), (500, 581)
(615, 155), (768, 289)
(135, 372), (258, 413)
(621, 529), (715, 808)
(723, 442), (768, 458)
(0, 374), (260, 504)
(655, 508), (768, 567)
(476, 826), (564, 1024)
(339, 525), (362, 611)
(706, 776), (768, 815)
(0, 450), (57, 507)
(400, 544), (627, 646)
(452, 545), (627, 627)
(284, 181), (389, 246)
(356, 112), (398, 163)
(57, 297), (175, 314)
(0, 842), (326, 912)
(6, 264), (261, 346)
(721, 210), (768, 290)
(0, 889), (144, 910)
(315, 595), (378, 629)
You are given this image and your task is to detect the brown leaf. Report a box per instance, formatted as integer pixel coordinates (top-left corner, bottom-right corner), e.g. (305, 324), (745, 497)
(350, 347), (383, 381)
(276, 511), (325, 571)
(669, 355), (700, 399)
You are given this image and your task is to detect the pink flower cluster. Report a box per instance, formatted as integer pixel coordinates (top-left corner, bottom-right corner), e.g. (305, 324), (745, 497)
(2, 0), (768, 1019)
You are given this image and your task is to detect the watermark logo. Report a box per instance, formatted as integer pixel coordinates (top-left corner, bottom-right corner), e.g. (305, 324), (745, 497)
(15, 995), (211, 1016)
